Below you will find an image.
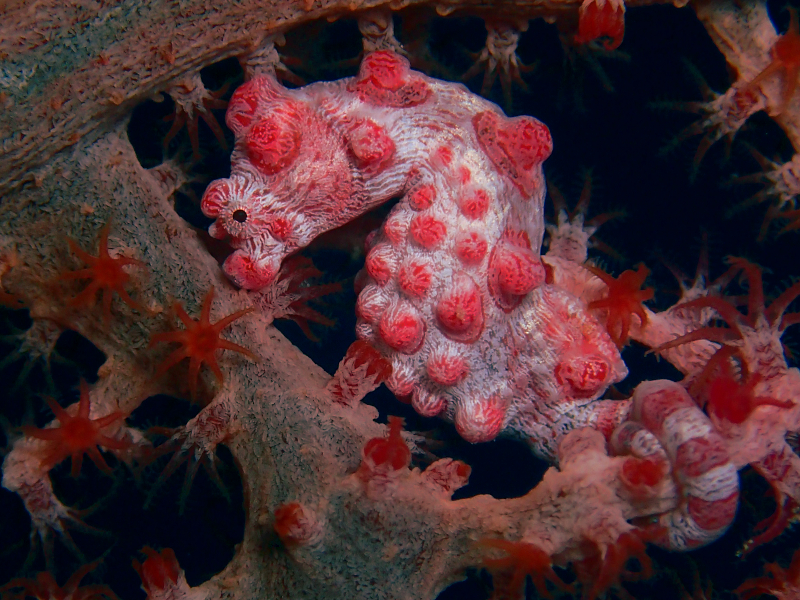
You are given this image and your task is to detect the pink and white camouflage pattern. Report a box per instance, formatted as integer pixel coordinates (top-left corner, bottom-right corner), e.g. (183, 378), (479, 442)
(200, 50), (740, 550)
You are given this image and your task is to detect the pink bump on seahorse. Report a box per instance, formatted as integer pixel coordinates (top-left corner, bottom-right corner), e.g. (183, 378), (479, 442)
(202, 50), (738, 549)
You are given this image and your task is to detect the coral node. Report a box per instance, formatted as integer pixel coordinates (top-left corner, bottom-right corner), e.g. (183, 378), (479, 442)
(358, 416), (411, 482)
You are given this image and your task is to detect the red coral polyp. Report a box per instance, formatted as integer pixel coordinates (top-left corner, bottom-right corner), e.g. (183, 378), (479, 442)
(587, 263), (654, 347)
(23, 380), (131, 477)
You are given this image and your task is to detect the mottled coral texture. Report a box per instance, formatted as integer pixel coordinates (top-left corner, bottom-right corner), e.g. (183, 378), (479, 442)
(2, 1), (800, 600)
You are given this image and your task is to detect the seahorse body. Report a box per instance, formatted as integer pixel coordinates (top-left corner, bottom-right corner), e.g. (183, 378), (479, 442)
(201, 50), (627, 448)
(202, 50), (740, 550)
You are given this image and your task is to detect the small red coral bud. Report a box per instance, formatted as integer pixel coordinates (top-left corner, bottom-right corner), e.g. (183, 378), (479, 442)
(358, 416), (411, 483)
(574, 0), (626, 51)
(274, 502), (323, 547)
(327, 341), (392, 406)
(133, 547), (186, 599)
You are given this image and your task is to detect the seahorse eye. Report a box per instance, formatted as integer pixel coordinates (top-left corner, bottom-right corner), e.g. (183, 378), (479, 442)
(232, 209), (248, 223)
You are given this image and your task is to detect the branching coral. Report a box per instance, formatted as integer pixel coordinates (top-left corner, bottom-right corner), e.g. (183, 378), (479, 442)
(1, 2), (800, 600)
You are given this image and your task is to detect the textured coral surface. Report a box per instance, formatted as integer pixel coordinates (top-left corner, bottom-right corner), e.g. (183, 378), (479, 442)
(2, 1), (800, 600)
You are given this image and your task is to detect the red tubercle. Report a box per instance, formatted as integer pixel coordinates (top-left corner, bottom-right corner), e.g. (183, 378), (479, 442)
(409, 214), (447, 249)
(554, 349), (612, 399)
(199, 180), (230, 218)
(382, 211), (411, 245)
(355, 285), (389, 323)
(347, 118), (395, 173)
(365, 243), (396, 286)
(245, 110), (302, 175)
(360, 50), (407, 90)
(434, 145), (453, 167)
(459, 189), (490, 220)
(378, 302), (425, 354)
(225, 75), (289, 134)
(487, 237), (545, 312)
(268, 216), (293, 242)
(408, 184), (436, 211)
(427, 348), (469, 386)
(454, 394), (508, 443)
(348, 50), (431, 107)
(226, 79), (263, 134)
(411, 388), (446, 417)
(472, 110), (552, 196)
(455, 230), (488, 265)
(435, 273), (485, 343)
(398, 258), (433, 298)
